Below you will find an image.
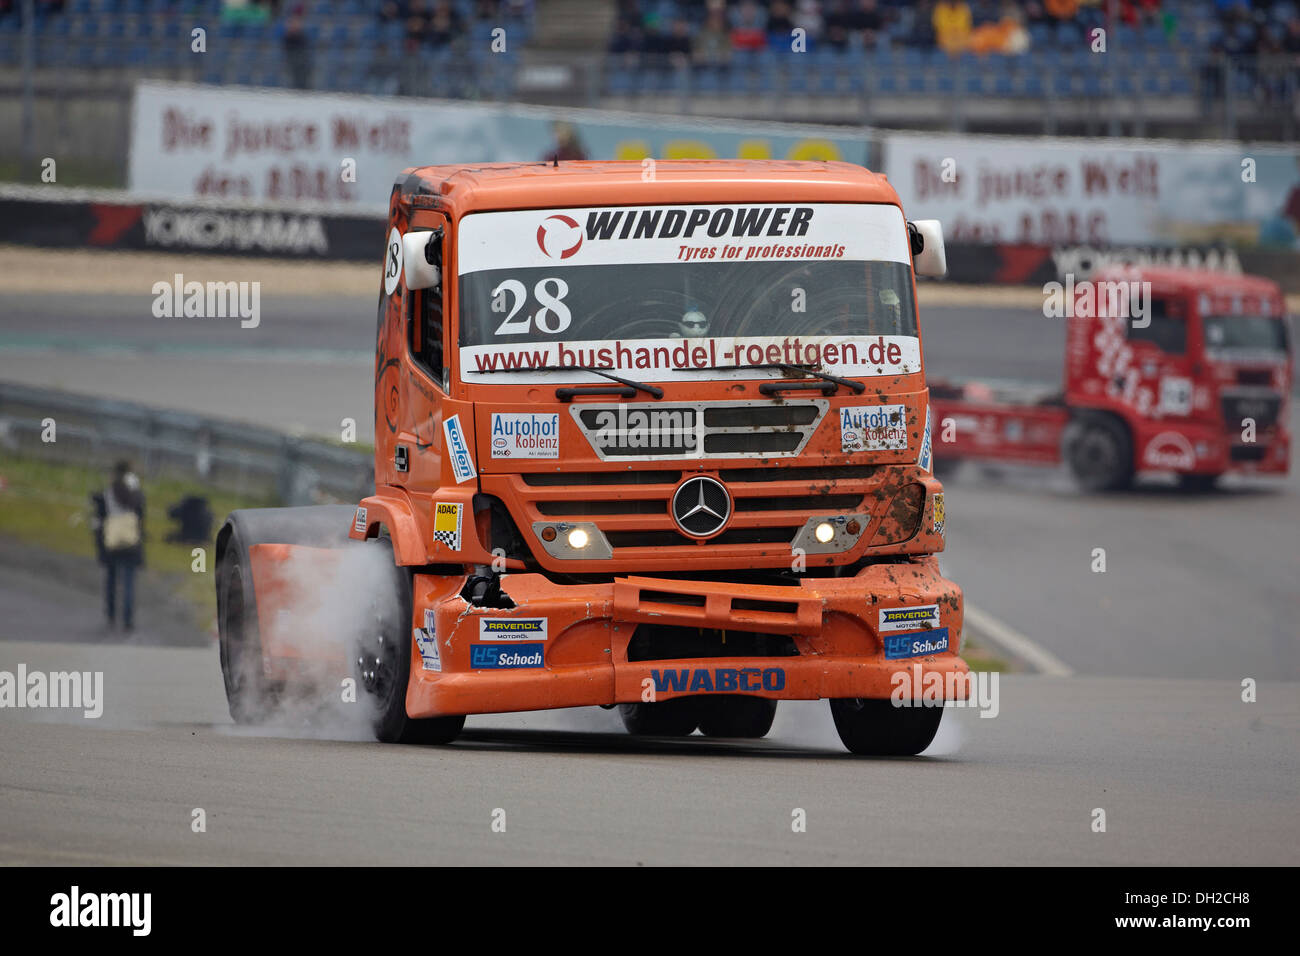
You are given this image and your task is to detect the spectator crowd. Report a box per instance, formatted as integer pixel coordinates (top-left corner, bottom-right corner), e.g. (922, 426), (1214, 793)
(608, 0), (1300, 61)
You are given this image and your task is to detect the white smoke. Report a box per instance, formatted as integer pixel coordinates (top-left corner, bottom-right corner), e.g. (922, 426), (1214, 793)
(217, 541), (398, 741)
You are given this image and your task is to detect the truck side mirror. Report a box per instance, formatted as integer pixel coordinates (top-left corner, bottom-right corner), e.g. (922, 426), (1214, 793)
(403, 228), (443, 290)
(909, 220), (947, 278)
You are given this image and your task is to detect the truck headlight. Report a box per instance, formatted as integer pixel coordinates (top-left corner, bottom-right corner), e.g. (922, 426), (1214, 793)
(531, 521), (613, 560)
(790, 515), (866, 554)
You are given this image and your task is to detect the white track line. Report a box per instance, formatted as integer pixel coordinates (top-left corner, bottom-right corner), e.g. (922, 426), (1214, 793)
(965, 602), (1075, 677)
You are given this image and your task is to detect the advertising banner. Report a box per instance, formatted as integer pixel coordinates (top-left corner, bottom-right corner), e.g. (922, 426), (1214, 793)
(884, 131), (1300, 250)
(128, 82), (871, 210)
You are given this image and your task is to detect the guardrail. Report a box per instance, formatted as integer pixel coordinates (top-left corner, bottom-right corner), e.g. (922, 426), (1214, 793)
(0, 382), (373, 506)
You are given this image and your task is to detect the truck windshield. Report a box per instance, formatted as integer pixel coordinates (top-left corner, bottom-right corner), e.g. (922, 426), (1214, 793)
(1203, 315), (1289, 354)
(456, 202), (919, 383)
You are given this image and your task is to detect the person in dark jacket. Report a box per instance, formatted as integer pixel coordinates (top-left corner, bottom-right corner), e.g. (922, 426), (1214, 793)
(91, 460), (145, 632)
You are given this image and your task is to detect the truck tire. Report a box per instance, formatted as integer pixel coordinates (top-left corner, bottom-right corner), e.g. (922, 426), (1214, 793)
(697, 696), (778, 738)
(216, 507), (357, 725)
(1177, 472), (1222, 492)
(217, 522), (284, 724)
(358, 537), (465, 746)
(618, 699), (700, 736)
(829, 698), (943, 756)
(1064, 413), (1134, 492)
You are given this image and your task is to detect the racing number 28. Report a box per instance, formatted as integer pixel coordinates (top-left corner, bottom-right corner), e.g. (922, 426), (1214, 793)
(491, 277), (571, 335)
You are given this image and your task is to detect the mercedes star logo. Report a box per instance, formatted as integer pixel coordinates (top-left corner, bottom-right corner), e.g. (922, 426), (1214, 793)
(671, 476), (731, 538)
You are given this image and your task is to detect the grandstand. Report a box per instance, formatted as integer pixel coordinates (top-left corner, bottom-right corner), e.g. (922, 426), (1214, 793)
(0, 0), (1295, 140)
(597, 1), (1299, 137)
(0, 1), (534, 98)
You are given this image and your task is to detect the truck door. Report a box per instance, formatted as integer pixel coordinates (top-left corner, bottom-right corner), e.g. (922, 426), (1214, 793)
(1123, 293), (1193, 419)
(397, 216), (450, 490)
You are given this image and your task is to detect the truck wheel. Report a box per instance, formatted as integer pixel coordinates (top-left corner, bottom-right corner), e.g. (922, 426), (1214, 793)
(356, 538), (464, 746)
(618, 699), (700, 736)
(829, 698), (943, 756)
(1177, 472), (1221, 492)
(697, 696), (778, 738)
(217, 530), (284, 724)
(1065, 414), (1133, 491)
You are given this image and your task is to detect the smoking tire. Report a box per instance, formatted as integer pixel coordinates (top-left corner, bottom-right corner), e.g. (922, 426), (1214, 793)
(696, 696), (778, 738)
(829, 698), (943, 756)
(618, 699), (701, 736)
(1064, 412), (1134, 492)
(217, 524), (285, 724)
(358, 538), (465, 745)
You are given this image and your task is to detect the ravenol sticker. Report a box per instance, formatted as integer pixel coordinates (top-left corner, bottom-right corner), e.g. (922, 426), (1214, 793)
(879, 604), (940, 633)
(839, 404), (907, 453)
(353, 506), (367, 534)
(433, 501), (463, 551)
(478, 617), (548, 641)
(413, 625), (441, 672)
(933, 492), (945, 536)
(470, 643), (545, 669)
(884, 627), (950, 660)
(443, 414), (476, 484)
(918, 405), (933, 472)
(491, 412), (559, 459)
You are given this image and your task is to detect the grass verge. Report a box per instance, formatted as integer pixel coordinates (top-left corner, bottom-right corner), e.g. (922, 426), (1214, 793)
(0, 454), (276, 631)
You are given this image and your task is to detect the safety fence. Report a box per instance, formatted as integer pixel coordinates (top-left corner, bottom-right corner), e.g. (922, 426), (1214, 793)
(0, 381), (373, 506)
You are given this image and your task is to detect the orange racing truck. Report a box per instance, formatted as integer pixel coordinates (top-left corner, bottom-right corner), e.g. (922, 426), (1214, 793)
(216, 160), (966, 756)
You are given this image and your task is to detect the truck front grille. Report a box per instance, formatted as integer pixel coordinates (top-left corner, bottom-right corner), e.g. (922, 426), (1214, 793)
(1221, 392), (1281, 430)
(495, 464), (888, 561)
(570, 399), (827, 460)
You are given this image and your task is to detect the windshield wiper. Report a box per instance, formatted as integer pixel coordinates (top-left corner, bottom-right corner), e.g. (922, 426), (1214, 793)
(471, 364), (663, 400)
(694, 363), (866, 394)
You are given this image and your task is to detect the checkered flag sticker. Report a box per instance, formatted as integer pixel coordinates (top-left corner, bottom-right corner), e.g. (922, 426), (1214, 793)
(433, 502), (463, 551)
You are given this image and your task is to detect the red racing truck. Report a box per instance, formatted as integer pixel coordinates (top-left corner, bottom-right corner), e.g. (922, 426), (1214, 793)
(931, 266), (1292, 490)
(216, 160), (967, 755)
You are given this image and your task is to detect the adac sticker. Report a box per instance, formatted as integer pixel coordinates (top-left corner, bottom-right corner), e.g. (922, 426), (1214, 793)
(478, 617), (548, 641)
(353, 506), (367, 534)
(879, 604), (940, 633)
(443, 414), (476, 484)
(413, 625), (441, 672)
(884, 628), (950, 660)
(918, 405), (933, 473)
(384, 226), (403, 296)
(932, 492), (945, 536)
(470, 643), (545, 669)
(432, 501), (463, 550)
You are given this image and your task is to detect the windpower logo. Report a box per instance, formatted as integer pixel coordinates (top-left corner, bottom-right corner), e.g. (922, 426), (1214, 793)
(536, 215), (583, 259)
(531, 205), (826, 261)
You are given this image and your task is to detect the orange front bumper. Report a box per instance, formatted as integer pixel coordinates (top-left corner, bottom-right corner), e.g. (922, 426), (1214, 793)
(405, 557), (967, 718)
